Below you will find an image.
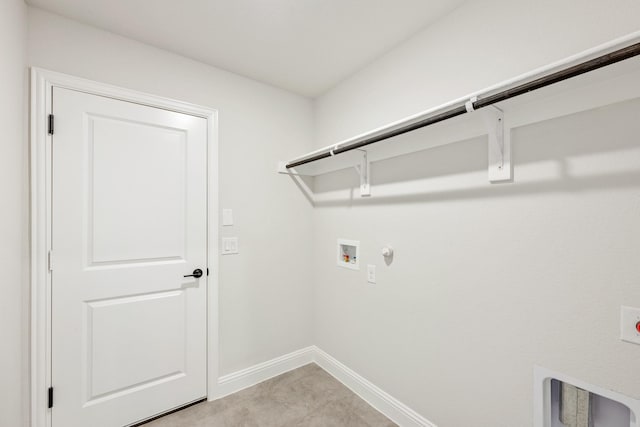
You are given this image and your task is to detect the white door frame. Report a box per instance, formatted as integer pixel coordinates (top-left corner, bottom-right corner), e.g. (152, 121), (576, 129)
(30, 68), (220, 427)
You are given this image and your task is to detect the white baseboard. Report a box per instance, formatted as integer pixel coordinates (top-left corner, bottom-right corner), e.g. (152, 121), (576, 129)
(313, 347), (436, 427)
(213, 346), (315, 399)
(213, 345), (436, 427)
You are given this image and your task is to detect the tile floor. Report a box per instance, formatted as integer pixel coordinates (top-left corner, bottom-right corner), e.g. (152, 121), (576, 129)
(144, 363), (397, 427)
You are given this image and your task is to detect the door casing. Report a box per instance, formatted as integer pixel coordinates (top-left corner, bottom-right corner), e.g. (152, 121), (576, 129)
(30, 67), (220, 427)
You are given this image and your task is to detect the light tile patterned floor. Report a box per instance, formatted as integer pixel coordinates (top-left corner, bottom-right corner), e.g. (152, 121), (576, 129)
(144, 363), (397, 427)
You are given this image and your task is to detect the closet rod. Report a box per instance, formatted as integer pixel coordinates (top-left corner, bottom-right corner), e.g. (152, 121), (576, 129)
(286, 41), (640, 169)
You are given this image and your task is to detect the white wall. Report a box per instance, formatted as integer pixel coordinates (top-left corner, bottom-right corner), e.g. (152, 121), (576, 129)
(312, 1), (640, 426)
(0, 0), (27, 426)
(316, 0), (640, 145)
(19, 2), (640, 426)
(27, 7), (315, 380)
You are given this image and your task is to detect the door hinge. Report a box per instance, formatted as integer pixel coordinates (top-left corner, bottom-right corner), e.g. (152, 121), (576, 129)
(207, 268), (209, 276)
(48, 250), (53, 272)
(48, 114), (54, 135)
(48, 387), (53, 409)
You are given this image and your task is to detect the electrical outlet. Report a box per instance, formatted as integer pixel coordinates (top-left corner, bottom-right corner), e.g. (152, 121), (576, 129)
(620, 306), (640, 345)
(367, 264), (376, 284)
(222, 237), (239, 255)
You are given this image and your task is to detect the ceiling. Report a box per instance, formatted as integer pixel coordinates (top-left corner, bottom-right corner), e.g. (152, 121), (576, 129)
(26, 0), (465, 97)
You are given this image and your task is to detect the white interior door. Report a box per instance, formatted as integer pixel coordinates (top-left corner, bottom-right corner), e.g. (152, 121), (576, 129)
(51, 87), (208, 427)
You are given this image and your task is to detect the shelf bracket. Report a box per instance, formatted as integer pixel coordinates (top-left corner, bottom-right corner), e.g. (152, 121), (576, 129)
(277, 161), (303, 175)
(276, 161), (315, 202)
(354, 150), (371, 197)
(482, 106), (511, 182)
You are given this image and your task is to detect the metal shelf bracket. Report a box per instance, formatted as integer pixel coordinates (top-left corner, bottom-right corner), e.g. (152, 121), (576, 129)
(483, 105), (511, 182)
(354, 150), (371, 197)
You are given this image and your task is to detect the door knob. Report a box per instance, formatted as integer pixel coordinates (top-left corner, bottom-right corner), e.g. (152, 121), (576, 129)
(184, 268), (203, 278)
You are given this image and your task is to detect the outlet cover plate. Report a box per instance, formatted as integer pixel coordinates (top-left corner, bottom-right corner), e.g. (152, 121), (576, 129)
(620, 306), (640, 345)
(367, 264), (376, 284)
(222, 209), (234, 226)
(222, 237), (239, 255)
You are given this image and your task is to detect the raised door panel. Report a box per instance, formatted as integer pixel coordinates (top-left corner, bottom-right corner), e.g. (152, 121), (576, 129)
(85, 290), (187, 404)
(88, 115), (188, 266)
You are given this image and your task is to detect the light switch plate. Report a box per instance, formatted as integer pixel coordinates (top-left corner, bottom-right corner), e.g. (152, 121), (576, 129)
(222, 237), (239, 255)
(620, 306), (640, 345)
(222, 209), (234, 226)
(367, 264), (376, 284)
